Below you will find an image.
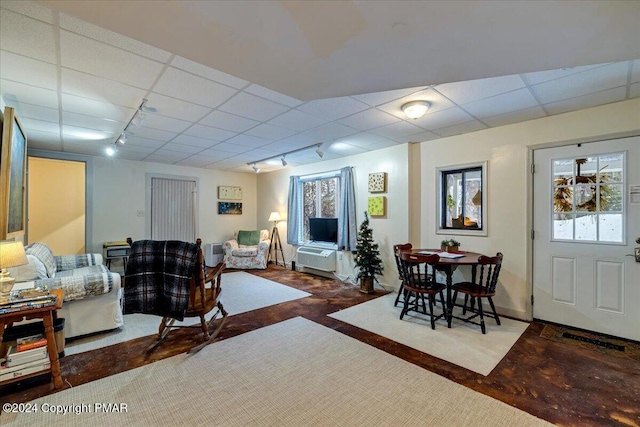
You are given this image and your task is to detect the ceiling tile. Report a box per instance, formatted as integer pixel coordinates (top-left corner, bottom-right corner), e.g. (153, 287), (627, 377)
(59, 13), (172, 62)
(244, 123), (298, 140)
(336, 108), (400, 131)
(171, 134), (219, 149)
(17, 103), (59, 123)
(153, 66), (238, 108)
(1, 1), (55, 24)
(26, 133), (62, 150)
(62, 124), (116, 142)
(368, 120), (425, 139)
(305, 122), (359, 142)
(543, 86), (628, 116)
(531, 62), (629, 104)
(1, 79), (59, 109)
(146, 151), (191, 163)
(62, 93), (135, 122)
(462, 88), (540, 118)
(224, 134), (272, 148)
(521, 63), (609, 86)
(436, 75), (526, 105)
(125, 135), (166, 149)
(196, 149), (236, 160)
(377, 88), (456, 119)
(117, 151), (148, 161)
(0, 9), (57, 63)
(61, 68), (147, 108)
(218, 91), (290, 121)
(244, 84), (303, 107)
(275, 133), (316, 149)
(431, 120), (488, 138)
(0, 50), (57, 90)
(176, 157), (215, 168)
(20, 117), (60, 134)
(160, 142), (204, 154)
(481, 105), (547, 128)
(198, 110), (260, 132)
(145, 93), (211, 122)
(127, 126), (177, 142)
(337, 132), (397, 149)
(118, 145), (156, 155)
(631, 60), (640, 84)
(352, 86), (426, 107)
(327, 142), (368, 156)
(62, 111), (123, 132)
(409, 107), (475, 130)
(62, 140), (108, 156)
(630, 82), (640, 98)
(183, 124), (237, 141)
(206, 142), (252, 154)
(267, 108), (327, 131)
(171, 56), (249, 89)
(141, 113), (192, 133)
(296, 96), (369, 121)
(393, 130), (440, 144)
(60, 31), (164, 89)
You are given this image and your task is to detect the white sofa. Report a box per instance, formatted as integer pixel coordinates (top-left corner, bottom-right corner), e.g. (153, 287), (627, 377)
(10, 242), (123, 338)
(223, 229), (270, 269)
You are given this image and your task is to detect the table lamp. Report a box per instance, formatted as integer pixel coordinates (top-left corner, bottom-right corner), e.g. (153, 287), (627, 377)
(0, 241), (28, 299)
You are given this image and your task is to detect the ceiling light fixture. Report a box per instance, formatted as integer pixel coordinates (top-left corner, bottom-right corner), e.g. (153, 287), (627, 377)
(401, 100), (430, 119)
(107, 99), (155, 157)
(105, 145), (116, 156)
(117, 132), (127, 145)
(247, 143), (326, 173)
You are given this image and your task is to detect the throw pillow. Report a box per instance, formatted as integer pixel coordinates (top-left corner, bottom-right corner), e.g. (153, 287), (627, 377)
(25, 242), (57, 278)
(237, 230), (261, 246)
(7, 254), (43, 281)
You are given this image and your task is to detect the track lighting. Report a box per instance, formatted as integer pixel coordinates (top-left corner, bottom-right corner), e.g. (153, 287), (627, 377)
(131, 111), (146, 127)
(105, 145), (116, 156)
(107, 99), (156, 157)
(281, 156), (287, 166)
(117, 132), (127, 145)
(246, 142), (327, 172)
(316, 145), (324, 158)
(252, 164), (260, 173)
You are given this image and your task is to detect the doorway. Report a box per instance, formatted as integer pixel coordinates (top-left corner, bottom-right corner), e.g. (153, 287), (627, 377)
(532, 136), (640, 341)
(148, 175), (198, 242)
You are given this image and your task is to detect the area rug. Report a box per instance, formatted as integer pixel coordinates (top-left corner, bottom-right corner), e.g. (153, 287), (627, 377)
(64, 272), (311, 355)
(2, 317), (552, 426)
(329, 293), (529, 376)
(540, 324), (640, 361)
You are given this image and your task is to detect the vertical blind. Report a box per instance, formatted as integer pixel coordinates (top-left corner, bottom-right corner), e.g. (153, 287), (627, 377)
(151, 178), (197, 242)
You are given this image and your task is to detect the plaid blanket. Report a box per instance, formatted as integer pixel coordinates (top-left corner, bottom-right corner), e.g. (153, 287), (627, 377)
(124, 240), (199, 321)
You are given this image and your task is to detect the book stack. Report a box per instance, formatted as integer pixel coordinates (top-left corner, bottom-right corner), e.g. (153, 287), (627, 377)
(0, 287), (57, 315)
(0, 334), (50, 382)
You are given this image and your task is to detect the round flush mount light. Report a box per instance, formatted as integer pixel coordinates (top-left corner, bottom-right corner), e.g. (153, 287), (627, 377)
(401, 100), (430, 119)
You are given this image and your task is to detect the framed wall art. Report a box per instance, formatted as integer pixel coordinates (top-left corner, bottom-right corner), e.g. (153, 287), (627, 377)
(218, 186), (242, 200)
(218, 202), (242, 215)
(368, 196), (386, 217)
(0, 107), (27, 240)
(368, 172), (387, 193)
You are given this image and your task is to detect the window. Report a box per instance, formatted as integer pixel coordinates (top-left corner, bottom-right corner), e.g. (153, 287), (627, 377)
(301, 174), (340, 241)
(437, 162), (487, 236)
(552, 153), (624, 242)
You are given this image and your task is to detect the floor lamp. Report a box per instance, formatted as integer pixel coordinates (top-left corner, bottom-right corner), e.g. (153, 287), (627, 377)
(268, 212), (285, 267)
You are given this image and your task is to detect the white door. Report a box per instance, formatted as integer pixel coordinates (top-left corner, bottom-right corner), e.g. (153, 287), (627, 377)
(533, 136), (640, 341)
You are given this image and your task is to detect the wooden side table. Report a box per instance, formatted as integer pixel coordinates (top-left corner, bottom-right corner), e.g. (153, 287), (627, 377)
(0, 289), (64, 389)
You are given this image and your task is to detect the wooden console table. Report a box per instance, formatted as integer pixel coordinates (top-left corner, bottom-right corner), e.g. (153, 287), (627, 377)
(0, 289), (64, 389)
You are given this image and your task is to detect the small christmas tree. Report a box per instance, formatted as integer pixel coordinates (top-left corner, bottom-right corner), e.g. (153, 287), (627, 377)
(353, 211), (383, 293)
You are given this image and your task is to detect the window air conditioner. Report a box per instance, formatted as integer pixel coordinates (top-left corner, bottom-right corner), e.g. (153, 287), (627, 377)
(296, 246), (337, 272)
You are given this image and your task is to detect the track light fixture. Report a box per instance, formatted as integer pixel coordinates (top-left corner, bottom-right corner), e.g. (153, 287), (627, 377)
(107, 98), (155, 157)
(117, 132), (127, 145)
(247, 143), (326, 172)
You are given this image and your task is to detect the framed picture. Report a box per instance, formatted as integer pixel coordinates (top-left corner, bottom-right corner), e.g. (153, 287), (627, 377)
(218, 186), (242, 200)
(368, 172), (387, 193)
(368, 196), (386, 217)
(0, 107), (27, 240)
(218, 202), (242, 215)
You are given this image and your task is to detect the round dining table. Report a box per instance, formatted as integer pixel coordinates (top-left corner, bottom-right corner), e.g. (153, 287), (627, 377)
(409, 249), (487, 328)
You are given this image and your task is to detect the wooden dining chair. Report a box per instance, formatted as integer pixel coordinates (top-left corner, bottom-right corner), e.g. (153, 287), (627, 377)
(451, 252), (503, 334)
(397, 251), (446, 329)
(393, 243), (413, 306)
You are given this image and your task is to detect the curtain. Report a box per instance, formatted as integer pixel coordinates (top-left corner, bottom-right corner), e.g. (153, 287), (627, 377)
(338, 167), (357, 251)
(287, 175), (302, 245)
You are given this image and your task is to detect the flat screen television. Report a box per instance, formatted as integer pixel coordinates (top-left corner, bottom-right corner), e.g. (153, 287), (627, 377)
(308, 217), (338, 244)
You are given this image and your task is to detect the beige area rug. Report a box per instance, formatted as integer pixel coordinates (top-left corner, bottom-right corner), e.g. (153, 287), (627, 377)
(64, 272), (311, 355)
(329, 293), (529, 376)
(3, 317), (551, 426)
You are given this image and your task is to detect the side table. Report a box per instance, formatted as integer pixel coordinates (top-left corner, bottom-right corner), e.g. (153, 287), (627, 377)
(103, 241), (131, 272)
(0, 289), (64, 389)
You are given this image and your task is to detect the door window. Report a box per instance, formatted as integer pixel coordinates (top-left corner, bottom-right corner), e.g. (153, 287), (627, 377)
(551, 152), (624, 243)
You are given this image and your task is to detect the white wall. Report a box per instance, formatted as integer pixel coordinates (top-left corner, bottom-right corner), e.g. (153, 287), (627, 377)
(419, 98), (640, 320)
(257, 144), (410, 288)
(91, 157), (258, 253)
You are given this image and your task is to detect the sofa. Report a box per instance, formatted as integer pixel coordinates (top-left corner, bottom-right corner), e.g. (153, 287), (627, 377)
(223, 229), (270, 269)
(8, 242), (123, 338)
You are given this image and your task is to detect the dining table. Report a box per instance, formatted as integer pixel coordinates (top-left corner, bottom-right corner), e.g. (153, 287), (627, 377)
(409, 249), (487, 328)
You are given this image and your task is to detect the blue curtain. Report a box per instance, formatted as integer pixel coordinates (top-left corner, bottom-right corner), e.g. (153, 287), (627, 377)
(338, 167), (357, 251)
(287, 175), (302, 245)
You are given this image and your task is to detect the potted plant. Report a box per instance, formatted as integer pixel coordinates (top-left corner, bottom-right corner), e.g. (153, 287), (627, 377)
(441, 238), (461, 253)
(353, 212), (384, 294)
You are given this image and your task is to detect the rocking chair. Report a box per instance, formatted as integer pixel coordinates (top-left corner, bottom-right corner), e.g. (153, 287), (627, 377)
(124, 238), (228, 354)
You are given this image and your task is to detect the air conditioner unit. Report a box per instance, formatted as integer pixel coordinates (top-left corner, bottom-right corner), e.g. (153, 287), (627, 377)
(297, 246), (337, 272)
(204, 243), (224, 267)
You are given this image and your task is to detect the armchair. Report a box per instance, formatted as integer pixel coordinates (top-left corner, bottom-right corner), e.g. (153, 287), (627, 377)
(223, 229), (270, 269)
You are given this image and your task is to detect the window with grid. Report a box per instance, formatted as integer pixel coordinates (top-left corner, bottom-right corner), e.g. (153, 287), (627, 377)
(300, 174), (340, 242)
(437, 162), (487, 235)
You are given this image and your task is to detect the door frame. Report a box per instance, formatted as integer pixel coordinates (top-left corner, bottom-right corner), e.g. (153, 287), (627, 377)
(528, 130), (640, 323)
(145, 172), (200, 240)
(26, 149), (93, 251)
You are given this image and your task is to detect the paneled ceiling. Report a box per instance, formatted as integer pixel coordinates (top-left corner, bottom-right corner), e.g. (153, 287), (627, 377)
(1, 1), (639, 173)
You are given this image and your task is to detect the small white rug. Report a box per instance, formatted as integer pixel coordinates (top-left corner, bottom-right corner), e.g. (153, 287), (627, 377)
(329, 293), (529, 375)
(3, 317), (551, 426)
(65, 272), (310, 355)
